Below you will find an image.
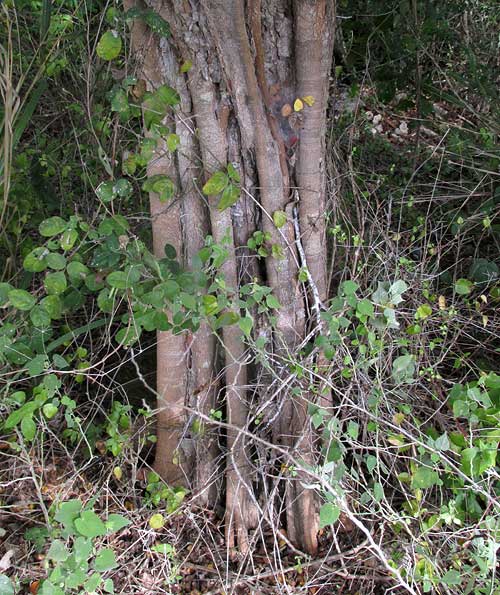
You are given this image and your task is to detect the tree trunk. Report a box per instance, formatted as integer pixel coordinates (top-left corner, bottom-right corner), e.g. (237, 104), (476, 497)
(127, 0), (334, 555)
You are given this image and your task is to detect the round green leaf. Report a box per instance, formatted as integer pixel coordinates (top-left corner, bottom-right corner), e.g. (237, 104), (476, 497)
(96, 30), (122, 61)
(455, 278), (473, 295)
(272, 210), (287, 228)
(23, 247), (48, 272)
(44, 272), (67, 295)
(30, 306), (51, 328)
(43, 403), (58, 419)
(8, 289), (36, 311)
(45, 252), (67, 271)
(202, 171), (228, 195)
(21, 414), (36, 441)
(94, 548), (116, 572)
(39, 217), (67, 237)
(60, 229), (78, 251)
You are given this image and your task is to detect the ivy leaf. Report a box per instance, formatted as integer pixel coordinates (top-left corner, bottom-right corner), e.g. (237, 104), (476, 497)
(202, 171), (228, 195)
(217, 184), (240, 210)
(319, 503), (340, 528)
(97, 30), (122, 61)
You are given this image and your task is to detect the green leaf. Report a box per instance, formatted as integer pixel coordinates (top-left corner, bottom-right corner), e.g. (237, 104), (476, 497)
(60, 229), (78, 251)
(21, 415), (36, 441)
(202, 171), (228, 195)
(5, 401), (39, 429)
(67, 261), (90, 282)
(54, 499), (83, 532)
(149, 513), (165, 529)
(41, 295), (62, 319)
(43, 403), (58, 419)
(45, 252), (66, 271)
(106, 271), (128, 289)
(74, 536), (93, 563)
(166, 133), (180, 152)
(9, 289), (36, 311)
(103, 578), (114, 594)
(96, 30), (122, 61)
(265, 294), (281, 309)
(180, 59), (192, 73)
(30, 305), (51, 328)
(455, 278), (473, 295)
(142, 174), (175, 202)
(411, 465), (442, 489)
(152, 543), (175, 556)
(110, 88), (129, 114)
(0, 574), (15, 595)
(39, 580), (64, 595)
(392, 354), (415, 384)
(66, 568), (87, 589)
(47, 539), (69, 562)
(114, 178), (133, 198)
(440, 570), (461, 587)
(24, 247), (48, 272)
(217, 184), (240, 210)
(415, 303), (432, 320)
(238, 315), (253, 337)
(39, 216), (67, 237)
(94, 548), (116, 572)
(214, 311), (239, 329)
(44, 272), (67, 295)
(28, 354), (48, 376)
(96, 181), (115, 203)
(356, 299), (374, 317)
(341, 280), (359, 295)
(83, 573), (102, 594)
(227, 162), (240, 182)
(272, 210), (287, 228)
(0, 283), (13, 306)
(105, 513), (130, 533)
(319, 503), (340, 528)
(74, 510), (107, 538)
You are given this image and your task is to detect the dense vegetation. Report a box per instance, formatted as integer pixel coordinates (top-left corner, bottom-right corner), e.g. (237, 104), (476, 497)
(0, 1), (498, 594)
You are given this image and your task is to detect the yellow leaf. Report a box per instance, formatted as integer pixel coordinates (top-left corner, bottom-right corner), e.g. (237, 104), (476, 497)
(302, 95), (315, 107)
(293, 98), (304, 112)
(438, 295), (446, 310)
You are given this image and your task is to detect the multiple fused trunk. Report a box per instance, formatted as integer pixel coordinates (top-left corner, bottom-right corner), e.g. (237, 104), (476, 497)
(128, 0), (334, 554)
